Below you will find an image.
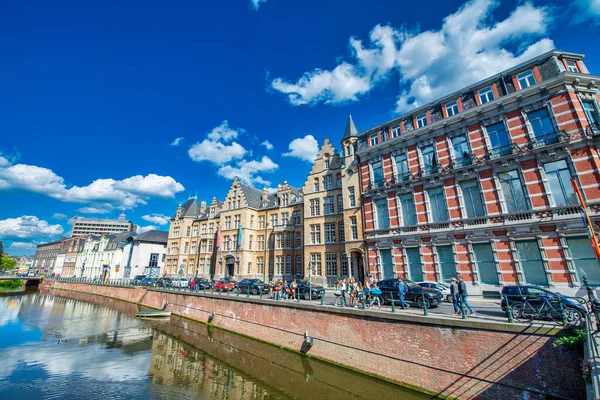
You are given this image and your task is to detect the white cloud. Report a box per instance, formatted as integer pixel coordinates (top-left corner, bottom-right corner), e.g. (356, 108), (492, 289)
(9, 242), (37, 251)
(137, 225), (157, 234)
(270, 0), (554, 112)
(0, 159), (184, 209)
(77, 207), (111, 214)
(0, 216), (64, 239)
(188, 139), (246, 164)
(141, 214), (170, 226)
(170, 137), (184, 146)
(52, 213), (68, 220)
(572, 0), (600, 24)
(207, 120), (243, 142)
(250, 0), (267, 10)
(261, 140), (274, 150)
(218, 156), (279, 186)
(282, 135), (319, 163)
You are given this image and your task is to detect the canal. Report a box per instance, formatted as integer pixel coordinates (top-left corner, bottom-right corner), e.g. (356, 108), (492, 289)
(0, 290), (431, 399)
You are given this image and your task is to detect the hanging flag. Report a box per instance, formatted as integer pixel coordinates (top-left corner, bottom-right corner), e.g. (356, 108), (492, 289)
(216, 228), (221, 249)
(237, 224), (243, 248)
(571, 178), (600, 261)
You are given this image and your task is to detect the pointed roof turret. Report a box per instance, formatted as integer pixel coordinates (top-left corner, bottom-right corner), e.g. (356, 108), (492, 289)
(343, 115), (358, 139)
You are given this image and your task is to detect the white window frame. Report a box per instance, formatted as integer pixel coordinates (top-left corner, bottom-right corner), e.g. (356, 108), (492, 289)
(391, 124), (401, 138)
(567, 61), (579, 73)
(445, 101), (459, 117)
(517, 70), (536, 89)
(478, 86), (494, 104)
(369, 134), (378, 146)
(416, 113), (428, 129)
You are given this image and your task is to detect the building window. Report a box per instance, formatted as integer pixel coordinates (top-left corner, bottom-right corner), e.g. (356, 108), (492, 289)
(295, 231), (301, 248)
(461, 180), (485, 218)
(416, 113), (428, 129)
(295, 255), (302, 272)
(375, 199), (390, 229)
(271, 214), (278, 227)
(499, 170), (529, 212)
(269, 235), (275, 249)
(428, 188), (448, 222)
(275, 256), (283, 275)
(380, 249), (394, 279)
(326, 253), (337, 276)
(567, 61), (579, 73)
(258, 235), (265, 250)
(292, 211), (301, 226)
(451, 135), (471, 167)
(339, 222), (345, 242)
(528, 108), (555, 139)
(310, 225), (321, 244)
(399, 193), (417, 226)
(394, 153), (409, 181)
(341, 256), (348, 276)
(437, 246), (456, 282)
(250, 215), (254, 228)
(186, 227), (191, 237)
(282, 194), (289, 207)
(310, 253), (322, 276)
(324, 197), (335, 215)
(336, 173), (342, 188)
(369, 134), (378, 146)
(516, 240), (548, 286)
(567, 237), (600, 286)
(201, 241), (207, 253)
(225, 217), (231, 230)
(285, 256), (292, 275)
(473, 243), (499, 285)
(324, 223), (336, 243)
(325, 158), (330, 169)
(323, 175), (333, 190)
(583, 102), (598, 126)
(208, 241), (213, 252)
(337, 195), (343, 213)
(269, 257), (274, 275)
(404, 247), (422, 282)
(310, 199), (321, 216)
(350, 217), (358, 240)
(208, 223), (214, 234)
(258, 216), (265, 229)
(391, 124), (401, 138)
(346, 145), (351, 156)
(281, 212), (289, 226)
(543, 160), (577, 206)
(348, 187), (356, 208)
(193, 226), (199, 236)
(517, 70), (536, 89)
(249, 235), (253, 250)
(285, 234), (292, 249)
(445, 101), (459, 117)
(184, 242), (189, 254)
(257, 257), (264, 274)
(371, 160), (384, 187)
(421, 145), (437, 174)
(486, 122), (511, 157)
(313, 178), (320, 192)
(478, 86), (494, 104)
(234, 214), (241, 228)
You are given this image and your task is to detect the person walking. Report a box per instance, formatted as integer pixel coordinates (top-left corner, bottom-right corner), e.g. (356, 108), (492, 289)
(340, 278), (348, 306)
(369, 282), (382, 310)
(290, 279), (298, 301)
(397, 277), (409, 309)
(190, 278), (196, 292)
(457, 275), (475, 315)
(449, 278), (459, 316)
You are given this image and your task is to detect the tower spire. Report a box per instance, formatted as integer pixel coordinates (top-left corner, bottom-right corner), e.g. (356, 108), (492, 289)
(343, 114), (358, 139)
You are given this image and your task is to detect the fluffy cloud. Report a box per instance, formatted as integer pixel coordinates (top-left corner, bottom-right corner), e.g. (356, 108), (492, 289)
(142, 214), (170, 226)
(218, 156), (279, 186)
(9, 242), (38, 251)
(283, 135), (319, 163)
(270, 0), (554, 112)
(188, 139), (246, 164)
(0, 158), (184, 209)
(572, 0), (600, 24)
(250, 0), (267, 10)
(170, 137), (184, 146)
(52, 213), (68, 220)
(261, 140), (274, 150)
(137, 225), (157, 234)
(0, 216), (64, 239)
(77, 207), (111, 214)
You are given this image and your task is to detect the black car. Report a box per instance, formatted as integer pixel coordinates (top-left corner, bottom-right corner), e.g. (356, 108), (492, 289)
(500, 285), (585, 325)
(133, 275), (146, 285)
(190, 277), (211, 290)
(288, 280), (325, 300)
(141, 277), (157, 287)
(156, 277), (173, 288)
(238, 279), (270, 295)
(377, 278), (443, 308)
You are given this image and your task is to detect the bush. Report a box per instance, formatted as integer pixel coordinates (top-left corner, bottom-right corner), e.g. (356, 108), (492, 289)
(553, 328), (586, 351)
(0, 279), (24, 290)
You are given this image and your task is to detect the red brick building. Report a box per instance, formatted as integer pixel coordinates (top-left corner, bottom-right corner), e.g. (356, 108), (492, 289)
(356, 50), (600, 295)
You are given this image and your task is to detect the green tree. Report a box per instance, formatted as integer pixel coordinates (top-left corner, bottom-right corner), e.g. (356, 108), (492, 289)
(0, 257), (16, 270)
(0, 241), (4, 255)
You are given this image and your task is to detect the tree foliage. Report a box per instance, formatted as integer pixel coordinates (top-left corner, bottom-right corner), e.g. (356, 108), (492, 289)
(0, 257), (16, 270)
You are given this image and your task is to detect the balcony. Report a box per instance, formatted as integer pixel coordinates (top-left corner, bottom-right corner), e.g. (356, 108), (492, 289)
(452, 154), (474, 169)
(395, 172), (411, 183)
(273, 224), (296, 232)
(530, 131), (561, 148)
(487, 144), (514, 160)
(422, 164), (440, 176)
(586, 122), (600, 138)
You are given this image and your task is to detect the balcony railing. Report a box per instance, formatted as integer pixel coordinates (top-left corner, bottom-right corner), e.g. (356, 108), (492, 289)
(273, 224), (296, 232)
(530, 131), (561, 148)
(452, 154), (474, 169)
(422, 164), (440, 176)
(396, 172), (411, 183)
(586, 122), (600, 138)
(487, 144), (514, 160)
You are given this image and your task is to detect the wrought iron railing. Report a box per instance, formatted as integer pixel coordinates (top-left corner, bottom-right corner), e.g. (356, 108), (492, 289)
(452, 154), (474, 168)
(487, 144), (514, 159)
(530, 131), (561, 148)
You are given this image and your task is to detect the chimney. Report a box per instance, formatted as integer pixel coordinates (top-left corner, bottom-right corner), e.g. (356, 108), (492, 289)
(200, 200), (207, 212)
(262, 187), (269, 201)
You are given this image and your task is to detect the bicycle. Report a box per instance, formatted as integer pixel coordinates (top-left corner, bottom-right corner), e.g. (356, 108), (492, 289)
(510, 295), (568, 325)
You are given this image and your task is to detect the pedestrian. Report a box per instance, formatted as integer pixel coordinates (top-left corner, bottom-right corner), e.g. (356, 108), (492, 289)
(348, 278), (357, 307)
(340, 278), (348, 305)
(291, 279), (298, 300)
(368, 275), (375, 287)
(282, 280), (289, 301)
(369, 282), (382, 310)
(397, 277), (409, 309)
(334, 280), (343, 306)
(190, 278), (196, 291)
(356, 282), (366, 308)
(457, 275), (475, 316)
(449, 278), (459, 316)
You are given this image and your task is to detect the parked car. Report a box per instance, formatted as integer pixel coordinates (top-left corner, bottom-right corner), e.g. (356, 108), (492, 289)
(171, 277), (189, 288)
(417, 281), (452, 302)
(133, 275), (146, 285)
(287, 280), (325, 300)
(141, 277), (157, 287)
(237, 279), (270, 295)
(220, 277), (239, 288)
(156, 277), (173, 288)
(377, 279), (443, 308)
(190, 277), (211, 290)
(500, 285), (585, 326)
(214, 280), (235, 292)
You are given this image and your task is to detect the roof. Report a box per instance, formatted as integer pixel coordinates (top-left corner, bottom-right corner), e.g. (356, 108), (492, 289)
(239, 182), (264, 209)
(135, 230), (168, 244)
(238, 181), (302, 210)
(343, 115), (358, 139)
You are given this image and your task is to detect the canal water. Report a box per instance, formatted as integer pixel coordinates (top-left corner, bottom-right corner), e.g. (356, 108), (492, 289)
(0, 291), (431, 400)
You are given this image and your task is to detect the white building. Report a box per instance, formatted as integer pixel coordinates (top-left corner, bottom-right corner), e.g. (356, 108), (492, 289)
(70, 216), (136, 237)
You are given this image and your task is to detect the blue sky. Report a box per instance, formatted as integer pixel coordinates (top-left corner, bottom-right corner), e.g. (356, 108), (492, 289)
(1, 0), (599, 255)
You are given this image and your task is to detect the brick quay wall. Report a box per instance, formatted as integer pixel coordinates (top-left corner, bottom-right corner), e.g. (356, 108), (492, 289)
(41, 280), (585, 400)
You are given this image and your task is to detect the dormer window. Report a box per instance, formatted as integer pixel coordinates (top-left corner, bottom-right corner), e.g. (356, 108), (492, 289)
(325, 159), (330, 169)
(416, 113), (428, 129)
(369, 134), (378, 146)
(313, 178), (320, 192)
(517, 70), (536, 89)
(478, 86), (494, 104)
(382, 128), (389, 141)
(567, 61), (579, 73)
(445, 101), (459, 117)
(345, 145), (351, 156)
(391, 124), (400, 138)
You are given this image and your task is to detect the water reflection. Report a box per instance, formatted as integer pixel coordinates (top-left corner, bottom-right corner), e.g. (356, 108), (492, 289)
(0, 292), (430, 399)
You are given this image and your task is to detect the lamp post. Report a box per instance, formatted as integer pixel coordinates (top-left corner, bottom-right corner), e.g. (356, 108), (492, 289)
(308, 262), (313, 301)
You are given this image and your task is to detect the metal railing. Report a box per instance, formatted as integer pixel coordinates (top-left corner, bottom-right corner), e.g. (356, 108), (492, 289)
(530, 131), (562, 148)
(487, 144), (514, 159)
